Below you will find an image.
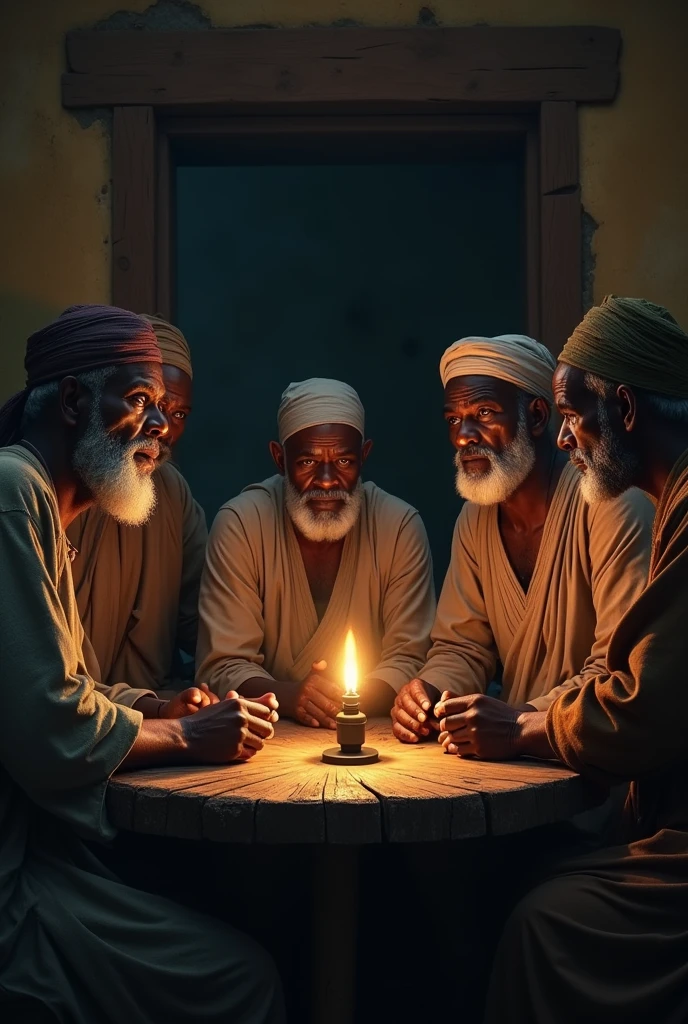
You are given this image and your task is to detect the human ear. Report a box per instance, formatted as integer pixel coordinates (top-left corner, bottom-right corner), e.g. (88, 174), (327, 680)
(269, 440), (285, 473)
(58, 377), (83, 429)
(528, 397), (551, 437)
(617, 385), (637, 433)
(361, 439), (373, 464)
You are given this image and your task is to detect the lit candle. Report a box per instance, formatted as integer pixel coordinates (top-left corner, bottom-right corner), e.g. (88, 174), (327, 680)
(322, 629), (379, 765)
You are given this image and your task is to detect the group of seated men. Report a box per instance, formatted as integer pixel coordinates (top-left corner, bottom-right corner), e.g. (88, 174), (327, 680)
(0, 294), (687, 1022)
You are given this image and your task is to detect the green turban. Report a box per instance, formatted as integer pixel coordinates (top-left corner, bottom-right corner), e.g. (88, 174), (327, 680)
(559, 295), (688, 398)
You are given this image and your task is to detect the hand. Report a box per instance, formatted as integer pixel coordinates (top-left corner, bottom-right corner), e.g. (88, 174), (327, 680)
(181, 694), (279, 764)
(160, 683), (219, 719)
(294, 660), (342, 729)
(391, 678), (441, 743)
(435, 692), (522, 760)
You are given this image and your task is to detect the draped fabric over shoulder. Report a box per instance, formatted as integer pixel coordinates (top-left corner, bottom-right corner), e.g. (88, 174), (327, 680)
(0, 444), (283, 1024)
(485, 449), (688, 1024)
(196, 475), (435, 697)
(421, 463), (654, 709)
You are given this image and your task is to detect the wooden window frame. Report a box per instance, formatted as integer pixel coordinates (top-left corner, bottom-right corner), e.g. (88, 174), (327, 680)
(62, 26), (620, 351)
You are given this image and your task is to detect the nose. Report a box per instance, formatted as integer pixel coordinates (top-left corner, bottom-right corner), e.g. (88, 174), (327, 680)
(145, 403), (169, 439)
(557, 420), (574, 451)
(454, 419), (480, 448)
(315, 460), (339, 489)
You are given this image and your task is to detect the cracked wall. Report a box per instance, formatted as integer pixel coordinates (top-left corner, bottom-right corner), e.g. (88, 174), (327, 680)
(1, 0), (687, 396)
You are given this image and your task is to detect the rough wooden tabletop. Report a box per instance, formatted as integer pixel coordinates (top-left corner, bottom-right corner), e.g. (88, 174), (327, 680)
(108, 718), (599, 844)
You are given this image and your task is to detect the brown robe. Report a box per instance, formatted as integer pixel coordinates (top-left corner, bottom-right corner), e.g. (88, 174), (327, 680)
(421, 462), (654, 708)
(0, 445), (283, 1023)
(485, 449), (688, 1024)
(196, 475), (435, 698)
(68, 461), (207, 700)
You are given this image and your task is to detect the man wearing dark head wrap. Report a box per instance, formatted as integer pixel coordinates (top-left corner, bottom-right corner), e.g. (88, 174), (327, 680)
(68, 314), (208, 701)
(0, 305), (284, 1023)
(440, 297), (688, 1024)
(391, 333), (653, 745)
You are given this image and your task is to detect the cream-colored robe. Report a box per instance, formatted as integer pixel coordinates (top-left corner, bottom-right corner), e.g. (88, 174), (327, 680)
(485, 448), (688, 1024)
(68, 461), (207, 702)
(0, 445), (282, 1023)
(421, 462), (654, 709)
(196, 475), (435, 698)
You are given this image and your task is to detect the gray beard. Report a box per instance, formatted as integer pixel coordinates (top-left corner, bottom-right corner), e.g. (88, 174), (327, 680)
(72, 408), (159, 526)
(575, 402), (638, 504)
(285, 478), (363, 542)
(454, 407), (536, 505)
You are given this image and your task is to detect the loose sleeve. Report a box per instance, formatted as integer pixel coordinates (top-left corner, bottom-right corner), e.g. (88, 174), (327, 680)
(176, 484), (208, 657)
(195, 507), (274, 698)
(529, 487), (654, 711)
(546, 502), (688, 786)
(0, 510), (141, 839)
(367, 511), (435, 693)
(420, 509), (497, 696)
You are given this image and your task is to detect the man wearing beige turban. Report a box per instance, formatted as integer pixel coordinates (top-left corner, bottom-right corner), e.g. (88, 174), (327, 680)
(196, 378), (435, 724)
(439, 297), (688, 1024)
(68, 315), (208, 709)
(392, 332), (654, 743)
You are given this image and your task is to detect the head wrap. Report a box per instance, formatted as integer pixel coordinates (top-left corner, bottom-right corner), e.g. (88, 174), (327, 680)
(558, 295), (688, 397)
(0, 304), (161, 447)
(277, 378), (365, 444)
(439, 334), (555, 401)
(142, 314), (193, 379)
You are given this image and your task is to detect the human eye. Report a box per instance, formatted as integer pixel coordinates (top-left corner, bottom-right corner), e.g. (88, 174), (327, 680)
(337, 458), (352, 467)
(129, 392), (149, 408)
(446, 416), (460, 426)
(298, 458), (315, 467)
(172, 410), (187, 421)
(477, 408), (493, 419)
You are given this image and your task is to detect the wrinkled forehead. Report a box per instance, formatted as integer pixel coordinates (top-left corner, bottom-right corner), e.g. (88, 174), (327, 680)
(443, 374), (521, 410)
(105, 361), (165, 400)
(552, 362), (592, 411)
(283, 421), (363, 454)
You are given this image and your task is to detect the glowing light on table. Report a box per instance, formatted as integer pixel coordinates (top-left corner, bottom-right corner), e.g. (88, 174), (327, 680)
(343, 629), (359, 696)
(321, 629), (379, 765)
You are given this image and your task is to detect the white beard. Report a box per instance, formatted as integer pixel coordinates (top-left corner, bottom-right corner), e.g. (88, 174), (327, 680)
(72, 408), (159, 526)
(575, 402), (638, 504)
(454, 407), (536, 505)
(285, 478), (363, 542)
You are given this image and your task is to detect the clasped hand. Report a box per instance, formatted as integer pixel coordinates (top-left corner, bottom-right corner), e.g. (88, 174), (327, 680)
(435, 692), (523, 760)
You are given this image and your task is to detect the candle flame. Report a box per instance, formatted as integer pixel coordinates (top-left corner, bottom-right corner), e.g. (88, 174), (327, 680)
(343, 629), (359, 696)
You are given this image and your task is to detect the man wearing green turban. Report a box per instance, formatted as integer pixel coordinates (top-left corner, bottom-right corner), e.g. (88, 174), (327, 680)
(438, 297), (688, 1024)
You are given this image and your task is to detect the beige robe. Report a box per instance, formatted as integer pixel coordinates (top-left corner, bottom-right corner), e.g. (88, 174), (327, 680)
(485, 449), (688, 1024)
(68, 461), (207, 701)
(0, 445), (282, 1023)
(196, 475), (435, 698)
(421, 462), (654, 709)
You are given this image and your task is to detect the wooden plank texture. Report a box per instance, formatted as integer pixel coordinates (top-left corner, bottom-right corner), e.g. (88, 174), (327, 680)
(112, 105), (156, 312)
(63, 27), (620, 108)
(539, 101), (582, 351)
(107, 719), (596, 843)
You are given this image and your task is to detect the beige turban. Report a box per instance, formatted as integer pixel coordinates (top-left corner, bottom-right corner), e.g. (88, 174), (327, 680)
(440, 334), (555, 401)
(142, 314), (193, 379)
(559, 295), (688, 398)
(278, 378), (365, 444)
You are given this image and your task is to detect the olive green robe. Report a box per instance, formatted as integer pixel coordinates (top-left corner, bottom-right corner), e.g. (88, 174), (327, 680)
(196, 475), (435, 698)
(68, 461), (207, 701)
(485, 449), (688, 1024)
(0, 445), (283, 1023)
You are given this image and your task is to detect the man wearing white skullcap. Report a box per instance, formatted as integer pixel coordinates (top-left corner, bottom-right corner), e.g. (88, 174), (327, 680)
(391, 334), (655, 744)
(197, 378), (435, 724)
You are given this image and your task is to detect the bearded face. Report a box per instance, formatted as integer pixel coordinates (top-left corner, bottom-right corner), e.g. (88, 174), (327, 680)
(285, 477), (363, 542)
(453, 403), (536, 505)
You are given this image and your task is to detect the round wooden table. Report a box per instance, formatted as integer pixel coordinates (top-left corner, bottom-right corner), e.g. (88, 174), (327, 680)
(109, 718), (599, 1023)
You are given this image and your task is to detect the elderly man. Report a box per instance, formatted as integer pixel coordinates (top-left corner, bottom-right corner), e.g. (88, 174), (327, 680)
(0, 305), (283, 1023)
(68, 315), (206, 704)
(391, 333), (654, 743)
(197, 377), (435, 726)
(435, 297), (688, 1024)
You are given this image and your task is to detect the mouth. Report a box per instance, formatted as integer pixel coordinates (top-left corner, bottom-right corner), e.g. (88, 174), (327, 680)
(460, 456), (491, 472)
(133, 451), (157, 472)
(570, 457), (587, 472)
(308, 498), (345, 511)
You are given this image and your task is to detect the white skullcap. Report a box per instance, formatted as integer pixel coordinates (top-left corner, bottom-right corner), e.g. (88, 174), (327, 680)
(277, 377), (365, 444)
(439, 334), (555, 401)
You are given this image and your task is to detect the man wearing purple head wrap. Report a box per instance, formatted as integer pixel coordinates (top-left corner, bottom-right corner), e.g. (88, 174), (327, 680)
(0, 306), (284, 1023)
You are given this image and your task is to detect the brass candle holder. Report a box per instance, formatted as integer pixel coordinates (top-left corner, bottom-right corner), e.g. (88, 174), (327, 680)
(322, 692), (379, 765)
(322, 629), (379, 765)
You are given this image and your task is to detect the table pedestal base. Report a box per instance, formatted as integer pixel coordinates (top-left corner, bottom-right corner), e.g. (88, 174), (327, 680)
(311, 845), (359, 1024)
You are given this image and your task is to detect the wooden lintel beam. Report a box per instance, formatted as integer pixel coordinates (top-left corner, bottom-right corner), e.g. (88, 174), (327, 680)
(112, 106), (156, 313)
(62, 26), (620, 109)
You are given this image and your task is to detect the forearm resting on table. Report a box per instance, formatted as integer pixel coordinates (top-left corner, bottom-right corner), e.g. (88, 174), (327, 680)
(122, 719), (188, 769)
(515, 710), (555, 760)
(132, 694), (166, 718)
